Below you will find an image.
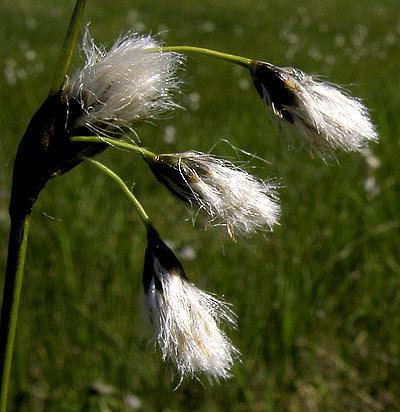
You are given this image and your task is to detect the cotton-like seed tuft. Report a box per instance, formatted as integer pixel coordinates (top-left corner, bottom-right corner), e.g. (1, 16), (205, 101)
(66, 30), (183, 137)
(251, 61), (378, 156)
(147, 152), (280, 238)
(143, 228), (239, 382)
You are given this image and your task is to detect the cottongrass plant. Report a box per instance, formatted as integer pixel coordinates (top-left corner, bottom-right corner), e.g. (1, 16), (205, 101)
(143, 226), (238, 381)
(147, 152), (280, 238)
(66, 29), (183, 137)
(250, 60), (378, 155)
(160, 46), (377, 156)
(1, 0), (380, 408)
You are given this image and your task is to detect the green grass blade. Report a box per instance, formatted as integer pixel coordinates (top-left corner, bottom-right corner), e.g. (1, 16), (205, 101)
(49, 0), (87, 96)
(0, 216), (31, 412)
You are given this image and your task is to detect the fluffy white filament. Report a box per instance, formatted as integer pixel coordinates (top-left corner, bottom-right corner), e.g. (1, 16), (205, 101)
(153, 152), (280, 238)
(146, 258), (239, 382)
(286, 70), (378, 153)
(66, 30), (183, 136)
(252, 63), (378, 155)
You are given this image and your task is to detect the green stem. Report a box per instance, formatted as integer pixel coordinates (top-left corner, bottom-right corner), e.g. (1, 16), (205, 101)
(71, 136), (157, 161)
(0, 215), (31, 412)
(157, 46), (252, 68)
(82, 157), (151, 227)
(49, 0), (87, 95)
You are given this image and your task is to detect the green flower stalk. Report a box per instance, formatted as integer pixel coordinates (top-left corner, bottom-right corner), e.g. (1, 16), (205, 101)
(0, 216), (30, 412)
(82, 157), (152, 227)
(158, 45), (251, 68)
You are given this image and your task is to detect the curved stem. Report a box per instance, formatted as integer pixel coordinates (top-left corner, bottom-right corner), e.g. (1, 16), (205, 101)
(71, 136), (157, 161)
(156, 46), (252, 68)
(49, 0), (86, 95)
(82, 157), (151, 228)
(0, 215), (31, 412)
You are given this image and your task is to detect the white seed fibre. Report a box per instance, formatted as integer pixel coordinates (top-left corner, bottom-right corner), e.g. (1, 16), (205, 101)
(67, 30), (183, 136)
(283, 69), (378, 154)
(146, 258), (239, 382)
(175, 152), (280, 238)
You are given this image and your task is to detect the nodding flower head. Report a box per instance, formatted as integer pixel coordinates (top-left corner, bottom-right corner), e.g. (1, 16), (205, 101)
(65, 30), (184, 137)
(146, 152), (280, 238)
(250, 60), (378, 155)
(143, 227), (239, 382)
(10, 30), (184, 217)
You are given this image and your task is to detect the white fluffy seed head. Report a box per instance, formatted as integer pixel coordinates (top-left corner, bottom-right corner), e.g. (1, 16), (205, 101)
(147, 152), (280, 238)
(251, 61), (378, 156)
(65, 29), (183, 137)
(143, 228), (239, 382)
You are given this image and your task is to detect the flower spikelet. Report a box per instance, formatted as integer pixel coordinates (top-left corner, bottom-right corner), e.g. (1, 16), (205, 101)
(147, 152), (280, 238)
(143, 227), (239, 382)
(66, 30), (183, 136)
(250, 61), (378, 155)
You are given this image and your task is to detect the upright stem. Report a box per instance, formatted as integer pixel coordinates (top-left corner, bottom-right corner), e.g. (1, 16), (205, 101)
(157, 46), (252, 68)
(49, 0), (87, 95)
(0, 215), (31, 412)
(82, 157), (152, 228)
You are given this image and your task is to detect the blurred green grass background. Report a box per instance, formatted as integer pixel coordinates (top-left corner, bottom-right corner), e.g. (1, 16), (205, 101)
(1, 0), (399, 410)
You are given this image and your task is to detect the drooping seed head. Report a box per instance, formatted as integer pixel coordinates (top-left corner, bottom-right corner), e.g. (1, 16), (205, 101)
(143, 227), (239, 382)
(250, 60), (378, 156)
(147, 152), (280, 238)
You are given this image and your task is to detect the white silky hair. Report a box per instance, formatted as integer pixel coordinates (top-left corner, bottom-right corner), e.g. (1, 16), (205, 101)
(281, 69), (378, 154)
(66, 29), (183, 136)
(171, 152), (280, 238)
(146, 257), (239, 382)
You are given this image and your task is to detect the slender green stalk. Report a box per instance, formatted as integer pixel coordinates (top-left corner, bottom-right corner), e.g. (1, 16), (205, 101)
(71, 136), (157, 161)
(49, 0), (87, 95)
(82, 157), (151, 227)
(0, 215), (31, 412)
(156, 46), (252, 68)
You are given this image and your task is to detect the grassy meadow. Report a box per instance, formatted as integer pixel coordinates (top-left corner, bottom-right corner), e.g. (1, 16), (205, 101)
(1, 0), (400, 410)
